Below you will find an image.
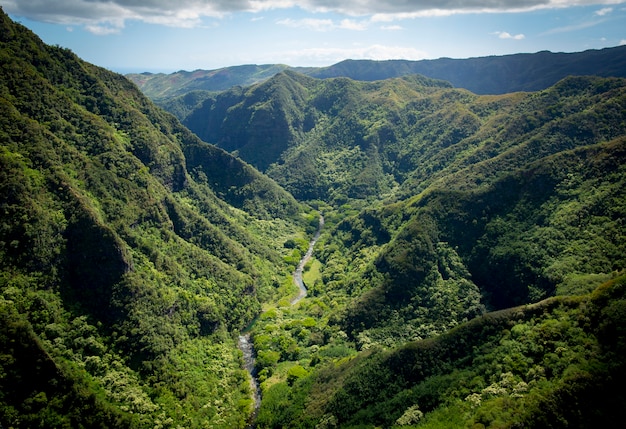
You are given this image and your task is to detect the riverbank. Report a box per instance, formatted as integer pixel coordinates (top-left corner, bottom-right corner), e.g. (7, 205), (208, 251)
(238, 333), (261, 428)
(238, 214), (324, 426)
(292, 215), (324, 305)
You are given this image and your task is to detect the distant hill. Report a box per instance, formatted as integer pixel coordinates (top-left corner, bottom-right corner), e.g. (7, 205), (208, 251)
(127, 45), (626, 98)
(309, 46), (626, 94)
(126, 64), (313, 99)
(182, 69), (626, 203)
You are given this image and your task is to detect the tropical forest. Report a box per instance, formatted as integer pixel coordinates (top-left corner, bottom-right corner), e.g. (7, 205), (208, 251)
(1, 7), (626, 428)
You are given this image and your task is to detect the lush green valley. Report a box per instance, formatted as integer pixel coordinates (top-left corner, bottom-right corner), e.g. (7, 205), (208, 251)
(2, 7), (626, 429)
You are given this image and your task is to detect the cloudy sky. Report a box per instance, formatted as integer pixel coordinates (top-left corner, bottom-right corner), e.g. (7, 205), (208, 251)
(2, 0), (626, 73)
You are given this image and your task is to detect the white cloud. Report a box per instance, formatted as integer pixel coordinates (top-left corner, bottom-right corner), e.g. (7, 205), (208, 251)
(275, 43), (429, 65)
(296, 0), (626, 17)
(276, 17), (367, 31)
(1, 0), (224, 28)
(338, 19), (368, 30)
(361, 44), (429, 60)
(594, 6), (613, 14)
(85, 24), (123, 35)
(620, 39), (626, 45)
(276, 17), (335, 31)
(381, 25), (404, 30)
(494, 30), (526, 39)
(3, 0), (625, 31)
(542, 18), (605, 34)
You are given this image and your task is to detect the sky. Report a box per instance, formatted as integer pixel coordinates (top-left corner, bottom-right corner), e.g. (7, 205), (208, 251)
(2, 0), (626, 74)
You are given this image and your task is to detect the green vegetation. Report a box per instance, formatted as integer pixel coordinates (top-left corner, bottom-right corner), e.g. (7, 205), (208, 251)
(2, 6), (626, 428)
(0, 9), (309, 427)
(196, 44), (625, 429)
(127, 64), (298, 100)
(181, 70), (626, 210)
(255, 274), (626, 428)
(127, 45), (626, 97)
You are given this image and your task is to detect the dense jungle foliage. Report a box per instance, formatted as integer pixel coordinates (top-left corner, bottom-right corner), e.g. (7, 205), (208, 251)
(255, 274), (626, 428)
(0, 9), (311, 428)
(2, 7), (626, 428)
(171, 40), (626, 428)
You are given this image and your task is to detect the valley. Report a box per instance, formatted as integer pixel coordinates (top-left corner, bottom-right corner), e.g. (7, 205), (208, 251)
(238, 214), (323, 426)
(1, 7), (626, 429)
(292, 215), (324, 305)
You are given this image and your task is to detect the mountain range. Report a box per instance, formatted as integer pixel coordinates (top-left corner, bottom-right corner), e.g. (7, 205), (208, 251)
(2, 7), (626, 428)
(127, 45), (626, 99)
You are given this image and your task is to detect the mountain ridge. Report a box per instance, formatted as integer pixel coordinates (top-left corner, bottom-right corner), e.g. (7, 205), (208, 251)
(179, 69), (626, 207)
(0, 9), (309, 427)
(127, 45), (626, 99)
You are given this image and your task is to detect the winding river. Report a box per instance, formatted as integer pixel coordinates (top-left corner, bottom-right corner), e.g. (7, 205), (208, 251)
(238, 215), (324, 427)
(291, 215), (324, 305)
(238, 333), (261, 427)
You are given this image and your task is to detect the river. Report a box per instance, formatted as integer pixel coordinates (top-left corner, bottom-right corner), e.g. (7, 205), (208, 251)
(238, 333), (261, 427)
(292, 215), (324, 305)
(238, 214), (324, 427)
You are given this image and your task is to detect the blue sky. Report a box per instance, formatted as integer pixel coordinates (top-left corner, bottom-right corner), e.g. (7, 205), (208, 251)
(2, 1), (625, 73)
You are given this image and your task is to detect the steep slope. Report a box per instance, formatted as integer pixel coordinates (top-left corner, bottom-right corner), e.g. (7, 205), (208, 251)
(0, 10), (305, 428)
(184, 71), (321, 172)
(331, 135), (626, 344)
(182, 71), (626, 206)
(184, 71), (455, 200)
(258, 275), (626, 428)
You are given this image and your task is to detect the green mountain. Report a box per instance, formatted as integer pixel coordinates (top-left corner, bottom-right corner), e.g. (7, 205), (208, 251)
(308, 45), (626, 94)
(3, 7), (626, 429)
(183, 72), (456, 197)
(0, 9), (308, 428)
(182, 70), (626, 207)
(127, 45), (626, 99)
(245, 75), (626, 426)
(175, 57), (626, 428)
(257, 276), (626, 428)
(126, 64), (314, 100)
